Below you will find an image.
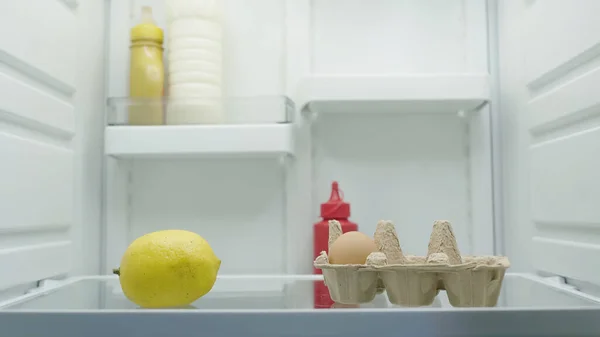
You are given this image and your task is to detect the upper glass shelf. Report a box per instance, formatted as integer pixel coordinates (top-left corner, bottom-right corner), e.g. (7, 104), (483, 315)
(106, 96), (294, 126)
(2, 273), (598, 311)
(296, 74), (490, 115)
(104, 96), (295, 158)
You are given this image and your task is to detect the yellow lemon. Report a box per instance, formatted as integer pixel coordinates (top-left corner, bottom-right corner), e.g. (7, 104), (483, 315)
(114, 229), (221, 308)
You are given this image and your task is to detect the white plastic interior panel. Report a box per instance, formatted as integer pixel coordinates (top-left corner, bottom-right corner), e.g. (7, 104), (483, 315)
(498, 0), (600, 283)
(105, 125), (294, 158)
(0, 0), (104, 299)
(311, 0), (488, 74)
(296, 74), (490, 114)
(105, 157), (287, 275)
(0, 0), (77, 290)
(0, 136), (73, 289)
(314, 114), (472, 256)
(0, 1), (77, 96)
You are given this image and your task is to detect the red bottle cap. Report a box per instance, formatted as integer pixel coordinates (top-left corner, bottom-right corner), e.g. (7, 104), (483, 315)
(320, 181), (350, 219)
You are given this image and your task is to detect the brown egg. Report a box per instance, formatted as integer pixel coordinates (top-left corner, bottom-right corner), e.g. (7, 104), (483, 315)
(328, 231), (379, 265)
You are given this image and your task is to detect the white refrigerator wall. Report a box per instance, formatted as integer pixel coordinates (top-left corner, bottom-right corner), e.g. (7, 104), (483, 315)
(498, 0), (600, 284)
(105, 0), (494, 276)
(0, 0), (105, 302)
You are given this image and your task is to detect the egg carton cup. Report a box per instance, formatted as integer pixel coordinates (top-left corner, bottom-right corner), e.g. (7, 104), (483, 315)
(314, 220), (510, 307)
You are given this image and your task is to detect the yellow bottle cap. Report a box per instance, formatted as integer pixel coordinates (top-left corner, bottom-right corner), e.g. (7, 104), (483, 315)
(131, 6), (164, 43)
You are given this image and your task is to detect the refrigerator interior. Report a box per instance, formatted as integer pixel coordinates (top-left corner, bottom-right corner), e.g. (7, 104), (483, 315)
(103, 0), (495, 309)
(1, 0), (600, 316)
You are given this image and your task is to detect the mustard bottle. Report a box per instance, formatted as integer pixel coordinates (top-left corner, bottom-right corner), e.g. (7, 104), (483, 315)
(129, 6), (164, 125)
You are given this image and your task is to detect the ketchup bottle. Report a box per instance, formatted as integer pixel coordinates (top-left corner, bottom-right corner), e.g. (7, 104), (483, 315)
(313, 181), (358, 309)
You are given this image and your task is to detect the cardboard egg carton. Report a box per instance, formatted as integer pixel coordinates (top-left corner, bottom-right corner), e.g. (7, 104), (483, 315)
(314, 220), (510, 307)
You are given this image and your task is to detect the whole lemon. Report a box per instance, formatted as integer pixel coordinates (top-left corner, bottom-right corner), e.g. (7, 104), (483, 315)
(114, 229), (221, 308)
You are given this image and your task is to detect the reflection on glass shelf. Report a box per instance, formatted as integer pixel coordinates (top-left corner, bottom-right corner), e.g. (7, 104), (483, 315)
(1, 273), (599, 311)
(106, 96), (294, 126)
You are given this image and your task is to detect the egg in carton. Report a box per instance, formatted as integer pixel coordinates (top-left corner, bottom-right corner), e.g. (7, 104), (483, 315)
(313, 221), (384, 305)
(314, 220), (510, 307)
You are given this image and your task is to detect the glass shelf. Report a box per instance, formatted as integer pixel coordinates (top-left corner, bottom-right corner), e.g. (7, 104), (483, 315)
(104, 96), (295, 158)
(106, 96), (294, 126)
(2, 273), (599, 311)
(1, 274), (599, 337)
(296, 74), (489, 115)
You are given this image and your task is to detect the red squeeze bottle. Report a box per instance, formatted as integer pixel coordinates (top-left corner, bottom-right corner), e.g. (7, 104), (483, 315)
(313, 181), (358, 309)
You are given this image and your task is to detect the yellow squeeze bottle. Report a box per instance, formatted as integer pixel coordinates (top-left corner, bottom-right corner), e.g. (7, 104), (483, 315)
(129, 6), (164, 125)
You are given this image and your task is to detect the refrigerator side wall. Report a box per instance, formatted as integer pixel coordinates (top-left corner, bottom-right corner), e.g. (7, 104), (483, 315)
(498, 0), (600, 284)
(0, 0), (105, 304)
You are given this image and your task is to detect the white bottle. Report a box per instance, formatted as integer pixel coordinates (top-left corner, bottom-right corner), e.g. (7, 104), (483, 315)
(166, 0), (224, 125)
